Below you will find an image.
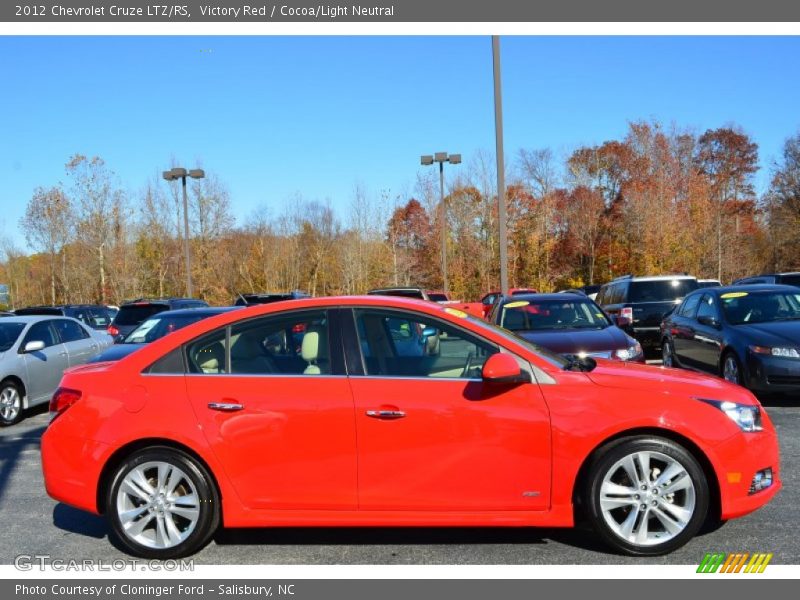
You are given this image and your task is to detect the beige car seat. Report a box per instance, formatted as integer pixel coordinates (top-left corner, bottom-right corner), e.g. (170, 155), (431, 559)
(196, 341), (225, 374)
(302, 326), (327, 375)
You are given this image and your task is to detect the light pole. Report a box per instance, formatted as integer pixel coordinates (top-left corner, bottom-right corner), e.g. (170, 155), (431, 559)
(421, 152), (461, 295)
(162, 167), (205, 297)
(492, 35), (509, 295)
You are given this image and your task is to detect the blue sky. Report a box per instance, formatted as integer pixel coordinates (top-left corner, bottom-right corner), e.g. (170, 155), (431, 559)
(1, 36), (799, 250)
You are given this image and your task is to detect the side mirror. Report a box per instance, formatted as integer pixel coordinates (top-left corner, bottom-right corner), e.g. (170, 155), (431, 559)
(23, 340), (45, 353)
(697, 315), (720, 328)
(482, 353), (531, 385)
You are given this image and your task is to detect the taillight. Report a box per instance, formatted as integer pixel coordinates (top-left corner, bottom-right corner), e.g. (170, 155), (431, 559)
(108, 324), (119, 337)
(620, 307), (634, 322)
(50, 387), (82, 419)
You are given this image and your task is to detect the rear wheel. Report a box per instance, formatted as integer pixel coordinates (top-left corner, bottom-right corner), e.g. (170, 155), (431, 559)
(106, 447), (220, 559)
(584, 436), (709, 556)
(0, 381), (24, 427)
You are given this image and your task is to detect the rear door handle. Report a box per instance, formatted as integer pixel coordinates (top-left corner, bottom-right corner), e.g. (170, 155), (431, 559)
(208, 402), (244, 412)
(366, 409), (406, 420)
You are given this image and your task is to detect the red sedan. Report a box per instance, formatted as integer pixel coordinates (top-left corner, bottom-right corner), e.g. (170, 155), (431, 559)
(41, 296), (780, 558)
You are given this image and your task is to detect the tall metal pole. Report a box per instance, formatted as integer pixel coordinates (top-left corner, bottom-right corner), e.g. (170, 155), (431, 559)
(181, 175), (193, 297)
(492, 35), (509, 295)
(439, 160), (448, 295)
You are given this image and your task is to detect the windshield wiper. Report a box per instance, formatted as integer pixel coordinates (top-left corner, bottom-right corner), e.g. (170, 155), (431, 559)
(563, 355), (598, 372)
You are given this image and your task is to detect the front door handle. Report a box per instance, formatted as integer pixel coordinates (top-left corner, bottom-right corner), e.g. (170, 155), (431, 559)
(208, 402), (244, 412)
(366, 409), (406, 420)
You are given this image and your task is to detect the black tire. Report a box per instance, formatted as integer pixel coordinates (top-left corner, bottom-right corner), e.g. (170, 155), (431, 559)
(584, 436), (709, 556)
(661, 340), (675, 368)
(106, 447), (220, 559)
(0, 380), (24, 427)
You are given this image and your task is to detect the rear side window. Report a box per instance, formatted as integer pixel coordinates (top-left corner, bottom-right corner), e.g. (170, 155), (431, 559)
(114, 304), (168, 326)
(54, 319), (89, 342)
(89, 308), (112, 328)
(779, 275), (800, 287)
(628, 279), (697, 303)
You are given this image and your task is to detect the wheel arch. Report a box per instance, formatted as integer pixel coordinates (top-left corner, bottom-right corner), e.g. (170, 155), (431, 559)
(571, 426), (721, 527)
(96, 437), (222, 515)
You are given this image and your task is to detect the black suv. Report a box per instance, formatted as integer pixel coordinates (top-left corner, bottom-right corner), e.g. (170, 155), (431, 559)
(13, 304), (115, 330)
(595, 275), (698, 353)
(108, 298), (208, 341)
(234, 291), (310, 306)
(733, 272), (800, 287)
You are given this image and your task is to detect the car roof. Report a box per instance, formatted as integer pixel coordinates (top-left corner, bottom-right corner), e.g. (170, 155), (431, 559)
(120, 298), (204, 306)
(611, 274), (697, 282)
(501, 292), (588, 302)
(692, 284), (797, 295)
(0, 315), (83, 324)
(141, 307), (240, 317)
(368, 287), (424, 293)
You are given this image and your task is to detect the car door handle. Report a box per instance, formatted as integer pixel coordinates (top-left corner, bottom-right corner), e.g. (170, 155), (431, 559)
(208, 402), (244, 412)
(366, 409), (406, 420)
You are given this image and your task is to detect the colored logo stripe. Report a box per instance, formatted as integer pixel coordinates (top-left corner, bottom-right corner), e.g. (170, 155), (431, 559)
(697, 552), (772, 573)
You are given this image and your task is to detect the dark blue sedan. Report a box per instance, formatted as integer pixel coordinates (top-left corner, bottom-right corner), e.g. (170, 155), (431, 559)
(89, 307), (240, 363)
(487, 293), (644, 362)
(661, 284), (800, 394)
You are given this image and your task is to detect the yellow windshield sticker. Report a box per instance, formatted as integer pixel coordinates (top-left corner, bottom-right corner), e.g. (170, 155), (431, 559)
(504, 301), (530, 309)
(721, 292), (748, 299)
(444, 307), (467, 318)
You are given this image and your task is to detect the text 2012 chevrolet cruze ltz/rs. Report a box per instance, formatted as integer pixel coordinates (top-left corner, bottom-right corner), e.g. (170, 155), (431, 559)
(41, 296), (780, 558)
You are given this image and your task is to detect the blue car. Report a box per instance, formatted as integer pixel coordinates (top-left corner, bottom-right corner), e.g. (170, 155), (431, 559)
(661, 284), (800, 394)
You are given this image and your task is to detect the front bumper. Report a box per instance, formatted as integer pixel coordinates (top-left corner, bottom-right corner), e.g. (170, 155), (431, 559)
(712, 424), (781, 520)
(745, 352), (800, 394)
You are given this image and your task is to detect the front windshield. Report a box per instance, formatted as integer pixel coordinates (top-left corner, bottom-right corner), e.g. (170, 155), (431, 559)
(500, 298), (611, 331)
(460, 311), (570, 369)
(720, 291), (800, 325)
(124, 314), (205, 344)
(0, 323), (26, 352)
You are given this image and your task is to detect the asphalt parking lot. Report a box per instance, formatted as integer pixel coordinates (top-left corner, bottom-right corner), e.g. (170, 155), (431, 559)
(1, 391), (797, 566)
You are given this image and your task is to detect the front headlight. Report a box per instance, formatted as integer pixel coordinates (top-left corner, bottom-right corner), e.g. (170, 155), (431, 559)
(615, 340), (643, 361)
(697, 398), (763, 432)
(750, 345), (800, 359)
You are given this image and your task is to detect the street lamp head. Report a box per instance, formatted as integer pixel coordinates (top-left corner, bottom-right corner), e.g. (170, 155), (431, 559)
(162, 170), (177, 181)
(434, 152), (448, 163)
(448, 154), (462, 165)
(188, 169), (205, 179)
(421, 155), (434, 166)
(170, 167), (188, 178)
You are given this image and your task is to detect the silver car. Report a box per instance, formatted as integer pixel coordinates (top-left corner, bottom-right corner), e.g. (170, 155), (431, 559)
(0, 316), (113, 426)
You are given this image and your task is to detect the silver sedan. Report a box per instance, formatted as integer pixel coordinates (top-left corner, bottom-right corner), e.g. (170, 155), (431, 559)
(0, 316), (113, 426)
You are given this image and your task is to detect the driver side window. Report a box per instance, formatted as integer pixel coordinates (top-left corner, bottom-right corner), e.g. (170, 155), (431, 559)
(354, 309), (498, 379)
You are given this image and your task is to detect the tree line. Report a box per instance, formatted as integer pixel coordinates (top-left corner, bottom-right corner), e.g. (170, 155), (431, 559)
(2, 120), (800, 309)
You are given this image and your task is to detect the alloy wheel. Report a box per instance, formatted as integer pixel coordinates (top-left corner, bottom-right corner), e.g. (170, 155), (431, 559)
(599, 450), (696, 547)
(723, 355), (741, 385)
(115, 461), (200, 549)
(0, 385), (21, 424)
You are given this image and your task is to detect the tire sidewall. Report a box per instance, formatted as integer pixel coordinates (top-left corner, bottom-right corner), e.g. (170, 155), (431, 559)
(585, 436), (709, 556)
(0, 381), (24, 427)
(662, 340), (674, 368)
(106, 447), (219, 559)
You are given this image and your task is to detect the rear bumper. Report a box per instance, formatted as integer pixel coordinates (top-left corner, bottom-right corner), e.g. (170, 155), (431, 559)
(712, 426), (781, 520)
(631, 327), (662, 349)
(41, 424), (108, 515)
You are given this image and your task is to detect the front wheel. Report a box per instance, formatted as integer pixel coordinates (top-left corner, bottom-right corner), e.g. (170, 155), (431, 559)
(661, 340), (675, 368)
(584, 436), (709, 556)
(722, 352), (744, 387)
(0, 381), (24, 427)
(106, 447), (220, 559)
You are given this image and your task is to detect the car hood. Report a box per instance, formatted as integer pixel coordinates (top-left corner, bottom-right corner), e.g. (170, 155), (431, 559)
(734, 321), (800, 346)
(584, 359), (757, 405)
(517, 327), (629, 355)
(88, 343), (146, 363)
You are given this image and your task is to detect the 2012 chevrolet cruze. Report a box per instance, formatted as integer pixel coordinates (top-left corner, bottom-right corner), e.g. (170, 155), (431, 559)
(41, 296), (780, 558)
